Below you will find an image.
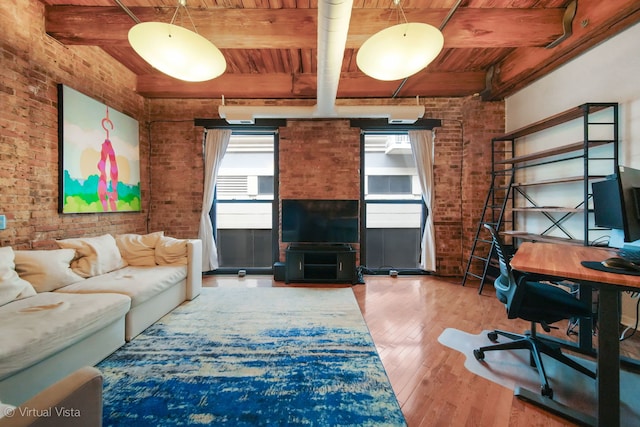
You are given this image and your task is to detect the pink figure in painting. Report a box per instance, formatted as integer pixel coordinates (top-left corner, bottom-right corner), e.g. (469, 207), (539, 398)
(97, 108), (119, 211)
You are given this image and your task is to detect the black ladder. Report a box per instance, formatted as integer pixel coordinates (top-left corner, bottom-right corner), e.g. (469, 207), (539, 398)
(462, 169), (515, 293)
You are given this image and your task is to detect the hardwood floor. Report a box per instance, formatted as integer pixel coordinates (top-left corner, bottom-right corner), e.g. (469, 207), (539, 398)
(202, 274), (640, 426)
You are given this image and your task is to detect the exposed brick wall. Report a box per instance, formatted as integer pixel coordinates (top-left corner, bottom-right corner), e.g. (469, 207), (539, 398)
(144, 99), (212, 238)
(0, 0), (147, 249)
(425, 98), (466, 275)
(279, 120), (360, 199)
(461, 97), (506, 279)
(2, 1), (505, 277)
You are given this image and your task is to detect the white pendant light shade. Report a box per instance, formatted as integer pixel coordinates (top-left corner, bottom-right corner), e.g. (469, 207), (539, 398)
(356, 22), (444, 81)
(128, 22), (226, 82)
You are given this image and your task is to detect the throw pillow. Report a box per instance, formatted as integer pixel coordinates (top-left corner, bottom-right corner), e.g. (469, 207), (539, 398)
(155, 236), (188, 265)
(115, 231), (164, 266)
(0, 247), (37, 307)
(14, 249), (85, 292)
(57, 234), (127, 278)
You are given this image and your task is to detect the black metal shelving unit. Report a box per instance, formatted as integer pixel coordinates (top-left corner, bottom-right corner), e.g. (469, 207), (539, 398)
(463, 102), (619, 293)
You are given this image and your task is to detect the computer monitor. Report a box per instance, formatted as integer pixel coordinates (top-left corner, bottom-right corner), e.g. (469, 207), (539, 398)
(592, 165), (640, 243)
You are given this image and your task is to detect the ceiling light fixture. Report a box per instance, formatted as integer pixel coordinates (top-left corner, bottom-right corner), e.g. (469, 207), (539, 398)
(356, 0), (444, 81)
(128, 0), (226, 82)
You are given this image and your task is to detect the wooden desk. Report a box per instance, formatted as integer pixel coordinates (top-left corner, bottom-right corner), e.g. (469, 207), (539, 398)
(511, 242), (640, 427)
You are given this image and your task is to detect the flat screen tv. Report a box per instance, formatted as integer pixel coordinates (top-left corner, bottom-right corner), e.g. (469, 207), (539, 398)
(281, 199), (359, 243)
(592, 165), (640, 243)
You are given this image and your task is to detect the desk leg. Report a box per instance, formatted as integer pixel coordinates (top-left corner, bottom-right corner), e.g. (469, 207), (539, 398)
(579, 285), (594, 353)
(596, 287), (620, 426)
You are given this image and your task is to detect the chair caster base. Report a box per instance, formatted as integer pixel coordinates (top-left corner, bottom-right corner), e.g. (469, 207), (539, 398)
(541, 384), (553, 399)
(473, 348), (484, 361)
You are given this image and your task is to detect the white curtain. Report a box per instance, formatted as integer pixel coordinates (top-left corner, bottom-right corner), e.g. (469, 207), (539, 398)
(408, 130), (436, 272)
(198, 129), (232, 272)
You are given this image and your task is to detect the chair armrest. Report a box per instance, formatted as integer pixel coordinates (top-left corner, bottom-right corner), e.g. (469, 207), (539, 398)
(0, 366), (103, 427)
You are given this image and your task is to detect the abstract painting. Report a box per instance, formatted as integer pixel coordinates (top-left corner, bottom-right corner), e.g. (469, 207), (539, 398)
(58, 84), (141, 213)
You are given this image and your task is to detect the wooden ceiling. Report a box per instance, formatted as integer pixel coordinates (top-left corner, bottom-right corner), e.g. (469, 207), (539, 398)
(40, 0), (640, 101)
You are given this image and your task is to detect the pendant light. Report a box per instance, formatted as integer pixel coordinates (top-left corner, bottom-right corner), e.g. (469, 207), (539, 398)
(128, 0), (226, 82)
(356, 0), (444, 81)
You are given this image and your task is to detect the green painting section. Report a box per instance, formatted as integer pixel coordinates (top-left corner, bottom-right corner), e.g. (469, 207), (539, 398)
(63, 170), (141, 213)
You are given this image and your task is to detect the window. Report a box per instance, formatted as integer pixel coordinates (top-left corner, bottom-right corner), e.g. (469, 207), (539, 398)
(363, 133), (424, 271)
(214, 134), (276, 270)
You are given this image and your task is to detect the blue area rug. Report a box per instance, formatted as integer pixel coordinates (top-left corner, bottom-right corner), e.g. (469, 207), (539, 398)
(98, 287), (406, 426)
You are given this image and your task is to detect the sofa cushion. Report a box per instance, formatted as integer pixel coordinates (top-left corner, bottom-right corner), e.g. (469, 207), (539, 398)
(0, 292), (131, 379)
(115, 231), (164, 266)
(57, 234), (127, 278)
(0, 401), (15, 419)
(14, 249), (85, 293)
(0, 247), (36, 307)
(155, 236), (188, 266)
(55, 265), (187, 307)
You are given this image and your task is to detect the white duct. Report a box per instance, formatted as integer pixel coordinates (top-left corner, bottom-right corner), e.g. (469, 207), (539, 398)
(218, 0), (425, 124)
(315, 0), (353, 116)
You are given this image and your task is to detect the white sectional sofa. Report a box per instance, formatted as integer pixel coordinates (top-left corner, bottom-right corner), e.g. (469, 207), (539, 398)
(0, 366), (104, 427)
(0, 232), (202, 407)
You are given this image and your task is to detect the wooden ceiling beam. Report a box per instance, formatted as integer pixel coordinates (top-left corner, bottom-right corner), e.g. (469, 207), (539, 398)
(101, 46), (154, 75)
(336, 72), (486, 98)
(486, 0), (640, 100)
(135, 70), (485, 99)
(46, 6), (563, 49)
(397, 72), (487, 98)
(136, 73), (305, 99)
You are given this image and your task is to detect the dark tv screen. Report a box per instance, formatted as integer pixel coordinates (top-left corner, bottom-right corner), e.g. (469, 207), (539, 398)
(282, 199), (359, 243)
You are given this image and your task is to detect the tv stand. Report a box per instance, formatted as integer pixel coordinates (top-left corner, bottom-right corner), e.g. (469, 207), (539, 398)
(285, 244), (357, 284)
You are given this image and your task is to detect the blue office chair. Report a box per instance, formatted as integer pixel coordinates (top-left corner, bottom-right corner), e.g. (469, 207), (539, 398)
(473, 224), (596, 398)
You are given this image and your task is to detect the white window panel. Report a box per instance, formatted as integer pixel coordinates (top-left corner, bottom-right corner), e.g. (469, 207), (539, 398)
(217, 202), (272, 229)
(366, 203), (422, 228)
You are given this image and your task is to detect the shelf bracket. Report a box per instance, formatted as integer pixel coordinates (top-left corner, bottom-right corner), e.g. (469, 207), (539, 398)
(546, 0), (577, 49)
(479, 65), (496, 101)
